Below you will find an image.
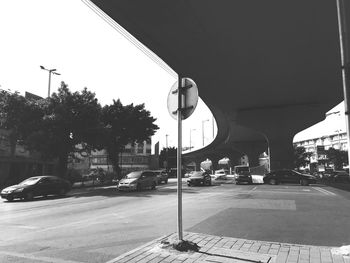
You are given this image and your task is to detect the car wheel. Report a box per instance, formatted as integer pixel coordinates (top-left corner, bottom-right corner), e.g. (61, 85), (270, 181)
(165, 179), (168, 184)
(204, 179), (211, 186)
(25, 192), (33, 201)
(300, 179), (309, 186)
(136, 183), (142, 191)
(6, 196), (14, 202)
(269, 178), (277, 185)
(235, 181), (240, 185)
(151, 182), (156, 190)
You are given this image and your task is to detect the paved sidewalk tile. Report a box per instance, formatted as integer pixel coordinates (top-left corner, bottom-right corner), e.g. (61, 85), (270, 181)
(107, 232), (350, 263)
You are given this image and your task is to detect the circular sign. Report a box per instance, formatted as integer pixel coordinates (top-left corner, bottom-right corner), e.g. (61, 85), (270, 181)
(167, 78), (198, 120)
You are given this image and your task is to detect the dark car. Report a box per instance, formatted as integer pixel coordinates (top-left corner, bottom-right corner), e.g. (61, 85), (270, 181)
(0, 176), (72, 202)
(117, 171), (157, 191)
(332, 171), (350, 183)
(153, 170), (168, 184)
(263, 169), (317, 186)
(187, 171), (212, 186)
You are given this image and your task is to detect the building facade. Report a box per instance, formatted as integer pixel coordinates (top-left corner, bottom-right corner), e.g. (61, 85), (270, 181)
(72, 140), (157, 176)
(293, 102), (348, 165)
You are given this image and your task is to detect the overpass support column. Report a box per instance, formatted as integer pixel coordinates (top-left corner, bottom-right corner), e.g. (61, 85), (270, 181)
(246, 151), (261, 167)
(208, 156), (220, 172)
(194, 158), (202, 171)
(269, 138), (294, 170)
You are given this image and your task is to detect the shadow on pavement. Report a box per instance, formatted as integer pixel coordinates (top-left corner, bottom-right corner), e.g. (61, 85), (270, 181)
(69, 184), (203, 199)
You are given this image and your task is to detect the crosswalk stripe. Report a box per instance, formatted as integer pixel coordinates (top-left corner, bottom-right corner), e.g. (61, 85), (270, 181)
(313, 187), (336, 196)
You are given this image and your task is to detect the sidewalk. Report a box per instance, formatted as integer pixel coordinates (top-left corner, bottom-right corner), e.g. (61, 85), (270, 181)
(106, 232), (350, 263)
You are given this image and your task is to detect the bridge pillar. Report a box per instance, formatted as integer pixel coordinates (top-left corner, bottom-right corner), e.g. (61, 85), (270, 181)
(245, 151), (261, 167)
(210, 157), (220, 172)
(194, 158), (202, 171)
(269, 138), (294, 170)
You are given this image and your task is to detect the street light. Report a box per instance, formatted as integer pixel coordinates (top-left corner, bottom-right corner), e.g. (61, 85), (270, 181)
(40, 65), (61, 97)
(202, 119), (209, 146)
(189, 128), (196, 151)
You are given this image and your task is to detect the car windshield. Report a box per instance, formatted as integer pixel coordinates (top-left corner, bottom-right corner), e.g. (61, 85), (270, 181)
(19, 177), (41, 186)
(191, 171), (204, 177)
(124, 172), (142, 179)
(236, 167), (249, 174)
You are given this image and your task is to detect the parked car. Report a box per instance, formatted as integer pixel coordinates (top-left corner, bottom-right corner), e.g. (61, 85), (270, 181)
(332, 170), (350, 183)
(184, 171), (194, 178)
(187, 171), (212, 186)
(212, 169), (227, 180)
(117, 171), (157, 191)
(263, 169), (317, 186)
(153, 170), (168, 184)
(0, 176), (71, 202)
(234, 165), (252, 184)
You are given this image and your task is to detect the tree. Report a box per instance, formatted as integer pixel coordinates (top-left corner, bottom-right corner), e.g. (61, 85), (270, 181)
(0, 90), (43, 156)
(159, 147), (177, 169)
(294, 146), (312, 168)
(326, 147), (348, 170)
(101, 99), (158, 175)
(26, 82), (102, 176)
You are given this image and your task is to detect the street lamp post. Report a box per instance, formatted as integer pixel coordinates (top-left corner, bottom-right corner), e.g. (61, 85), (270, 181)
(190, 129), (196, 151)
(40, 65), (60, 97)
(202, 119), (209, 146)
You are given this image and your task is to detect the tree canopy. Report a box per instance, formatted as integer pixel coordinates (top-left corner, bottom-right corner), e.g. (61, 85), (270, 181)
(293, 146), (312, 168)
(0, 83), (159, 177)
(326, 147), (348, 170)
(101, 99), (159, 174)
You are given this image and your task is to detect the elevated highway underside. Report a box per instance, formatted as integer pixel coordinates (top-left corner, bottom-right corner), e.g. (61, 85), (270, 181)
(89, 0), (350, 169)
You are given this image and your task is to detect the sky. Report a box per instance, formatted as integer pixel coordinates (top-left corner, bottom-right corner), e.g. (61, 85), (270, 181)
(0, 0), (216, 153)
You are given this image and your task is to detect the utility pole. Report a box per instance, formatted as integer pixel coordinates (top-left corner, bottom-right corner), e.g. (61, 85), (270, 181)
(336, 0), (350, 171)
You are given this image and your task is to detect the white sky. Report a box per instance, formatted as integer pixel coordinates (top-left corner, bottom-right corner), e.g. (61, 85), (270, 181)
(0, 0), (216, 152)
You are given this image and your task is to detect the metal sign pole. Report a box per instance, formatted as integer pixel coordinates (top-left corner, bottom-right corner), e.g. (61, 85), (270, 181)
(336, 0), (350, 172)
(177, 75), (183, 241)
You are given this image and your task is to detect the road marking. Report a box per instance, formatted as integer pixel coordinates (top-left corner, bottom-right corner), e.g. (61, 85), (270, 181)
(313, 187), (336, 196)
(0, 251), (82, 263)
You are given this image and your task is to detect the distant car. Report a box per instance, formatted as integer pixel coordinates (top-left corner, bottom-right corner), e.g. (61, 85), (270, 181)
(332, 171), (350, 183)
(184, 171), (194, 178)
(213, 169), (227, 180)
(187, 171), (212, 186)
(0, 176), (71, 202)
(153, 170), (168, 184)
(234, 165), (252, 184)
(118, 171), (157, 191)
(263, 169), (317, 186)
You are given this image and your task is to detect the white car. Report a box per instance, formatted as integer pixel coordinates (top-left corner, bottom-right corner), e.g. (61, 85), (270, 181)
(212, 169), (228, 180)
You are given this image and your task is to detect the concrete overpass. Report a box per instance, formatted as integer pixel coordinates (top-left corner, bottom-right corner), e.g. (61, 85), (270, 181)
(86, 0), (350, 169)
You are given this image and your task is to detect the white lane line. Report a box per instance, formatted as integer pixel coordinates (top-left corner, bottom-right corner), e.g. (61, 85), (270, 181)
(0, 251), (82, 263)
(313, 187), (337, 196)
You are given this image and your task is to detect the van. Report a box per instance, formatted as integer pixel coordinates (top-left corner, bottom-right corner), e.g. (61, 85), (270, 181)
(117, 171), (157, 191)
(233, 165), (252, 184)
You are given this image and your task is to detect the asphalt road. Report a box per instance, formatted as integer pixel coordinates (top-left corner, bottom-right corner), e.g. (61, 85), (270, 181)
(0, 179), (350, 263)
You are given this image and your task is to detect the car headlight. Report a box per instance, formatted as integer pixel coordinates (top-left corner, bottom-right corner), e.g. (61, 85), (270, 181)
(13, 188), (25, 192)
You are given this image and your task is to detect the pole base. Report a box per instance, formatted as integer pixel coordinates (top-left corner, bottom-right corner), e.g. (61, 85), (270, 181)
(172, 240), (200, 252)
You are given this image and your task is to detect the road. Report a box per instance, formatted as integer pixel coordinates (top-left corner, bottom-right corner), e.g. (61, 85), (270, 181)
(0, 179), (350, 263)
